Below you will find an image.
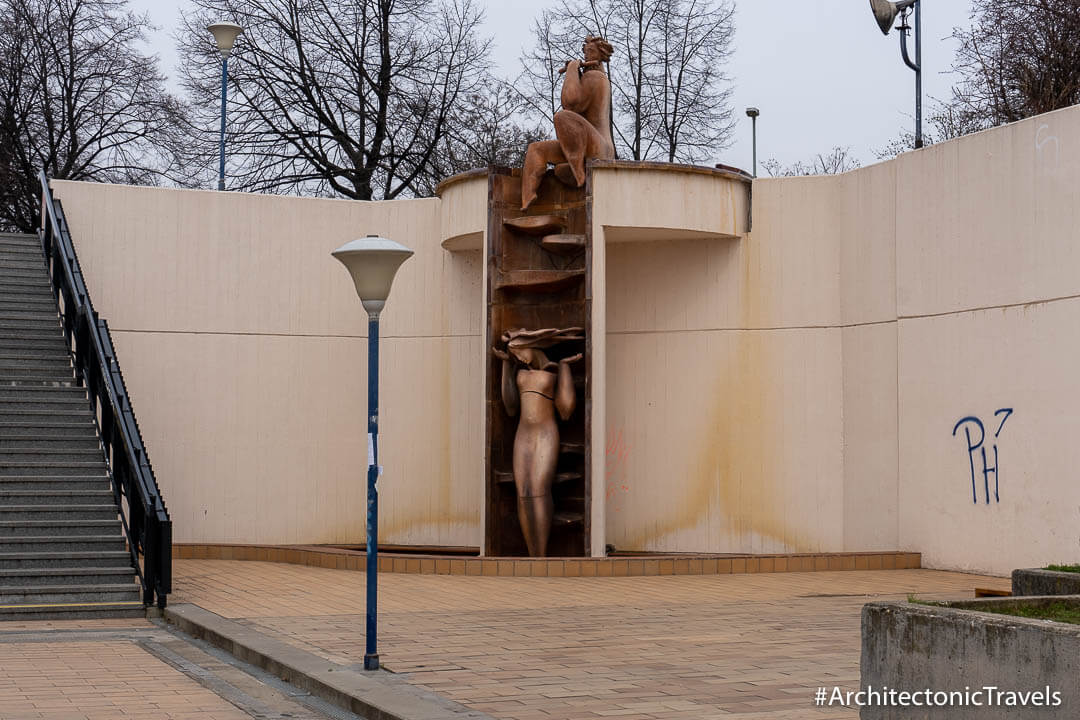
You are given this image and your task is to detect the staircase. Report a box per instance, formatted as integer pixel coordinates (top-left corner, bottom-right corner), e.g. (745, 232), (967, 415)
(0, 232), (142, 619)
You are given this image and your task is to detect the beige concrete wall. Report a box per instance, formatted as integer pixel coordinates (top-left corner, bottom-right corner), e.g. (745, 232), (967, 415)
(51, 182), (484, 546)
(596, 105), (1080, 573)
(892, 106), (1080, 575)
(592, 167), (854, 554)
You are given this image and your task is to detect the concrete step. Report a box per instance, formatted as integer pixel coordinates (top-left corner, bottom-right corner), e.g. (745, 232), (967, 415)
(0, 290), (57, 306)
(0, 505), (117, 521)
(0, 242), (41, 256)
(0, 376), (76, 387)
(0, 413), (93, 427)
(0, 550), (131, 570)
(0, 294), (57, 308)
(0, 436), (101, 450)
(0, 276), (52, 291)
(0, 567), (134, 588)
(0, 312), (59, 327)
(0, 422), (97, 440)
(0, 338), (68, 353)
(0, 480), (111, 495)
(0, 327), (64, 341)
(0, 233), (39, 244)
(0, 318), (62, 331)
(0, 520), (122, 537)
(0, 601), (144, 621)
(0, 257), (46, 270)
(0, 414), (94, 429)
(0, 386), (87, 402)
(0, 346), (72, 360)
(0, 463), (107, 477)
(0, 356), (73, 372)
(0, 536), (126, 553)
(0, 450), (104, 466)
(0, 583), (139, 605)
(0, 401), (92, 417)
(0, 489), (114, 505)
(0, 267), (48, 282)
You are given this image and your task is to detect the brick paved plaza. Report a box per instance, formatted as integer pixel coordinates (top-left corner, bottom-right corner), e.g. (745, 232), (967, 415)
(167, 560), (1009, 719)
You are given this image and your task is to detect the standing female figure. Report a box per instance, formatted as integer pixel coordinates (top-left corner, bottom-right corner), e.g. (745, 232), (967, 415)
(493, 329), (582, 556)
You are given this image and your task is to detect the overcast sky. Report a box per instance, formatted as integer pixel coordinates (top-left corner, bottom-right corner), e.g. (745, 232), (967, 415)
(130, 0), (975, 173)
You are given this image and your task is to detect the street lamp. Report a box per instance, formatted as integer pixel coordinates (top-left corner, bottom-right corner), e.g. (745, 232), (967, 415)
(745, 107), (759, 177)
(331, 235), (414, 672)
(869, 0), (922, 148)
(207, 22), (244, 190)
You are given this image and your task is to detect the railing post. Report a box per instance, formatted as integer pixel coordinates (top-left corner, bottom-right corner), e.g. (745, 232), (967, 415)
(157, 519), (172, 608)
(142, 521), (157, 606)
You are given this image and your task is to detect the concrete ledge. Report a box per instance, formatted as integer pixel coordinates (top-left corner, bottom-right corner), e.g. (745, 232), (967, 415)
(163, 604), (494, 720)
(861, 598), (1080, 719)
(173, 544), (922, 577)
(1012, 568), (1080, 596)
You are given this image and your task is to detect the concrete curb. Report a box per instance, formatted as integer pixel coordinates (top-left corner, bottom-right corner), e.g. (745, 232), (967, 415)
(163, 603), (495, 720)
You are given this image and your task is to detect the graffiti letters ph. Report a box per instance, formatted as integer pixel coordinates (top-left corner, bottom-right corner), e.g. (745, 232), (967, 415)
(952, 409), (1012, 504)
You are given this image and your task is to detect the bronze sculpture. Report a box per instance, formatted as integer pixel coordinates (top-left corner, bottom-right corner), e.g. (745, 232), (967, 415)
(493, 328), (582, 556)
(521, 35), (615, 211)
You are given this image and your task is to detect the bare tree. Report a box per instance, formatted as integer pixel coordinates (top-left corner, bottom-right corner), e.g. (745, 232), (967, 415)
(0, 0), (186, 232)
(177, 0), (494, 200)
(951, 0), (1080, 126)
(416, 83), (547, 195)
(762, 147), (860, 177)
(518, 0), (735, 163)
(874, 99), (989, 159)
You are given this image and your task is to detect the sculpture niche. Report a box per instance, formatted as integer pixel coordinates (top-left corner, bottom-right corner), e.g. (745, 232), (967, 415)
(521, 35), (615, 211)
(492, 328), (582, 557)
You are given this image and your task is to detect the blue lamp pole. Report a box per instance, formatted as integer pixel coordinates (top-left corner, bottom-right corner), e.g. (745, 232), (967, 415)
(207, 22), (244, 190)
(331, 236), (414, 672)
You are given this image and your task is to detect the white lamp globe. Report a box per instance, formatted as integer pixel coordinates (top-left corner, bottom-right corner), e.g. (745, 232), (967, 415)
(332, 236), (414, 314)
(207, 22), (244, 57)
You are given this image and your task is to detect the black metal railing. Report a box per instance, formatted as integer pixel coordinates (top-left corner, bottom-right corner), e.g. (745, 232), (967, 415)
(37, 171), (172, 608)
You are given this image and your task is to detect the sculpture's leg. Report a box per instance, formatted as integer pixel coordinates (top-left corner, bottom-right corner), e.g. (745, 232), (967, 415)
(521, 140), (565, 210)
(517, 493), (553, 557)
(553, 163), (577, 186)
(553, 111), (590, 187)
(513, 415), (559, 556)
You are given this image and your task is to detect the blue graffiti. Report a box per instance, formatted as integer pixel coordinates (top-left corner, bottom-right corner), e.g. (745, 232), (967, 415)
(952, 409), (1013, 504)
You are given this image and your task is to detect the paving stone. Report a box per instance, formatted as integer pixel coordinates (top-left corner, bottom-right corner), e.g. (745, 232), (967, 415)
(171, 559), (1008, 719)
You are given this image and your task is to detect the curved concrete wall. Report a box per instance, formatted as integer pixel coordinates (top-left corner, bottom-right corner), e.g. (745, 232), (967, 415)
(597, 105), (1080, 575)
(51, 105), (1080, 573)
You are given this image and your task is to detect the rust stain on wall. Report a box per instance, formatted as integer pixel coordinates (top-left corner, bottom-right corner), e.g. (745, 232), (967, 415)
(619, 228), (810, 552)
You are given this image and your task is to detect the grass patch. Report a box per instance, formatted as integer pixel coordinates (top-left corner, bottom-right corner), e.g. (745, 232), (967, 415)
(1045, 564), (1080, 574)
(978, 602), (1080, 625)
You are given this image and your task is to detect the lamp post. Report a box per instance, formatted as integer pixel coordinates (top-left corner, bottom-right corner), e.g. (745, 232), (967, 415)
(745, 107), (759, 177)
(331, 236), (414, 672)
(207, 22), (244, 190)
(869, 0), (922, 148)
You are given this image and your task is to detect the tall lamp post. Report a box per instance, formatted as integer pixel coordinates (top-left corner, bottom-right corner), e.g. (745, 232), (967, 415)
(745, 107), (759, 177)
(869, 0), (922, 148)
(207, 22), (244, 190)
(331, 236), (414, 671)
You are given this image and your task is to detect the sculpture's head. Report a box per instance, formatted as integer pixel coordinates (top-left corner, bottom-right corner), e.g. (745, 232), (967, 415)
(509, 346), (550, 370)
(582, 35), (613, 63)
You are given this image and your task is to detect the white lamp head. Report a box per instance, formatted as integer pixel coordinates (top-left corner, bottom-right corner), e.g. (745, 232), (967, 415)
(207, 21), (244, 58)
(869, 0), (916, 35)
(332, 236), (414, 315)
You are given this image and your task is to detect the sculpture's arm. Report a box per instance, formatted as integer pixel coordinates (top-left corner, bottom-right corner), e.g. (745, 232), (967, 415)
(555, 353), (582, 421)
(560, 61), (590, 113)
(494, 348), (519, 417)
